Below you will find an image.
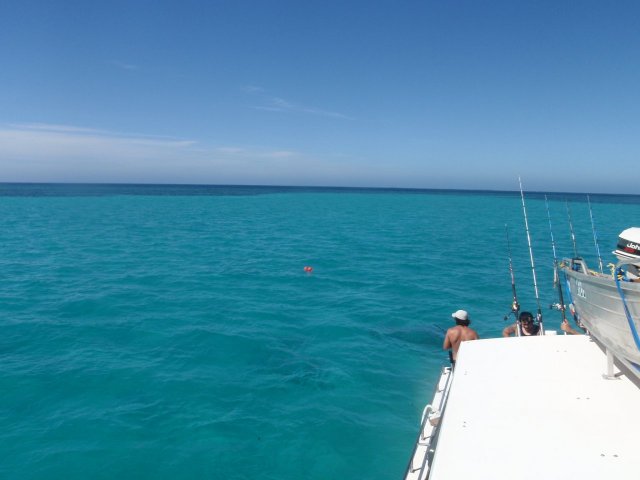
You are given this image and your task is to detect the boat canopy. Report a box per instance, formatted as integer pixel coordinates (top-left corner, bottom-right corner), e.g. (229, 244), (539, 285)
(426, 336), (640, 480)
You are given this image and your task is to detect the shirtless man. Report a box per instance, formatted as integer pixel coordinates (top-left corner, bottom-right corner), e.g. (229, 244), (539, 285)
(443, 309), (479, 367)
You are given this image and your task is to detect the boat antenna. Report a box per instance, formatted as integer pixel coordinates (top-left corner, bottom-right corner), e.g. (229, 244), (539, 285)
(519, 178), (544, 334)
(587, 195), (604, 273)
(544, 195), (568, 328)
(504, 224), (521, 336)
(565, 200), (579, 258)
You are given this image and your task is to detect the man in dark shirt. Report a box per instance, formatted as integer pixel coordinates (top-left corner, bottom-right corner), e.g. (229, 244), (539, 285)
(503, 311), (540, 337)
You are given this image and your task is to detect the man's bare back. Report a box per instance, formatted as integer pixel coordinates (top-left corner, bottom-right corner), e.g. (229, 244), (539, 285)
(443, 325), (479, 361)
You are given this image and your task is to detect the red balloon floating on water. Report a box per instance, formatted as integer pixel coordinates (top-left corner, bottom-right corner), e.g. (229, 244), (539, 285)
(304, 266), (313, 272)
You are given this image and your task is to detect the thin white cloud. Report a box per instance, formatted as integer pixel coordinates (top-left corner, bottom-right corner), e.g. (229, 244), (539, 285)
(0, 125), (197, 172)
(241, 85), (265, 94)
(297, 106), (352, 120)
(109, 60), (139, 71)
(215, 146), (298, 159)
(10, 122), (195, 143)
(261, 150), (297, 159)
(268, 97), (295, 109)
(216, 147), (246, 154)
(244, 87), (353, 120)
(10, 123), (110, 135)
(0, 123), (335, 184)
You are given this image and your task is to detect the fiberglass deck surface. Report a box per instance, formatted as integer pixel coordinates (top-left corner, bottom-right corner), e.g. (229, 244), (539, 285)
(428, 334), (640, 480)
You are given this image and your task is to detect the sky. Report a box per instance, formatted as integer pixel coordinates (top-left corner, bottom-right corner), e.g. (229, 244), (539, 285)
(1, 1), (639, 193)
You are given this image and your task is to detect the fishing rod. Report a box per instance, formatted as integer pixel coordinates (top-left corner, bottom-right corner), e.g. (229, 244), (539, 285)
(519, 177), (544, 334)
(544, 196), (568, 330)
(587, 195), (604, 273)
(565, 200), (579, 258)
(504, 224), (521, 336)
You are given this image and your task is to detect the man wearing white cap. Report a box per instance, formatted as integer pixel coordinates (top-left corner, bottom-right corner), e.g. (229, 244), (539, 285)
(443, 309), (479, 367)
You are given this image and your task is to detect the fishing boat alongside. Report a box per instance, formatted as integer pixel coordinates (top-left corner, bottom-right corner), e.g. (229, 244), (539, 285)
(561, 227), (640, 379)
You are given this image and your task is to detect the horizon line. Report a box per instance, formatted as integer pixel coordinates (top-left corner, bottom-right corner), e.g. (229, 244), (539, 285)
(0, 181), (637, 198)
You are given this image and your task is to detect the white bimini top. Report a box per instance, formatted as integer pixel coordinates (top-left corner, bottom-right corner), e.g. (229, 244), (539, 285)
(428, 334), (640, 480)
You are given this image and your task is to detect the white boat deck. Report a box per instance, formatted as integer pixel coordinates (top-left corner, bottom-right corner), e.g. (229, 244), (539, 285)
(428, 334), (640, 480)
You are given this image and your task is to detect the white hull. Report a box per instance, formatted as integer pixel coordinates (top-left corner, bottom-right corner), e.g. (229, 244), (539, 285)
(562, 263), (640, 375)
(424, 336), (640, 479)
(404, 366), (453, 480)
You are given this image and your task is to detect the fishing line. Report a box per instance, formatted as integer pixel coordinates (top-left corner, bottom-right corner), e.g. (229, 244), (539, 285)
(504, 224), (521, 336)
(544, 195), (568, 330)
(587, 195), (604, 273)
(565, 200), (579, 258)
(519, 177), (544, 334)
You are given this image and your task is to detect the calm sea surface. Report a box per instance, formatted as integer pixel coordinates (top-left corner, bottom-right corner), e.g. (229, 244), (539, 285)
(1, 184), (639, 479)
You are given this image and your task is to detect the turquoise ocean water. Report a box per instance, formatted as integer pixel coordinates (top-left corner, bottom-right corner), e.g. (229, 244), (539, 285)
(1, 184), (639, 479)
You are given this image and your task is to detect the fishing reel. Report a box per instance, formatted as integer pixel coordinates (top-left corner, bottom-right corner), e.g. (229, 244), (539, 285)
(553, 302), (578, 317)
(503, 301), (520, 321)
(550, 302), (582, 327)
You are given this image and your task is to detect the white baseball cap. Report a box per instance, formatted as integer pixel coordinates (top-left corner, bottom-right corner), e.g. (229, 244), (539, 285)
(452, 310), (469, 321)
